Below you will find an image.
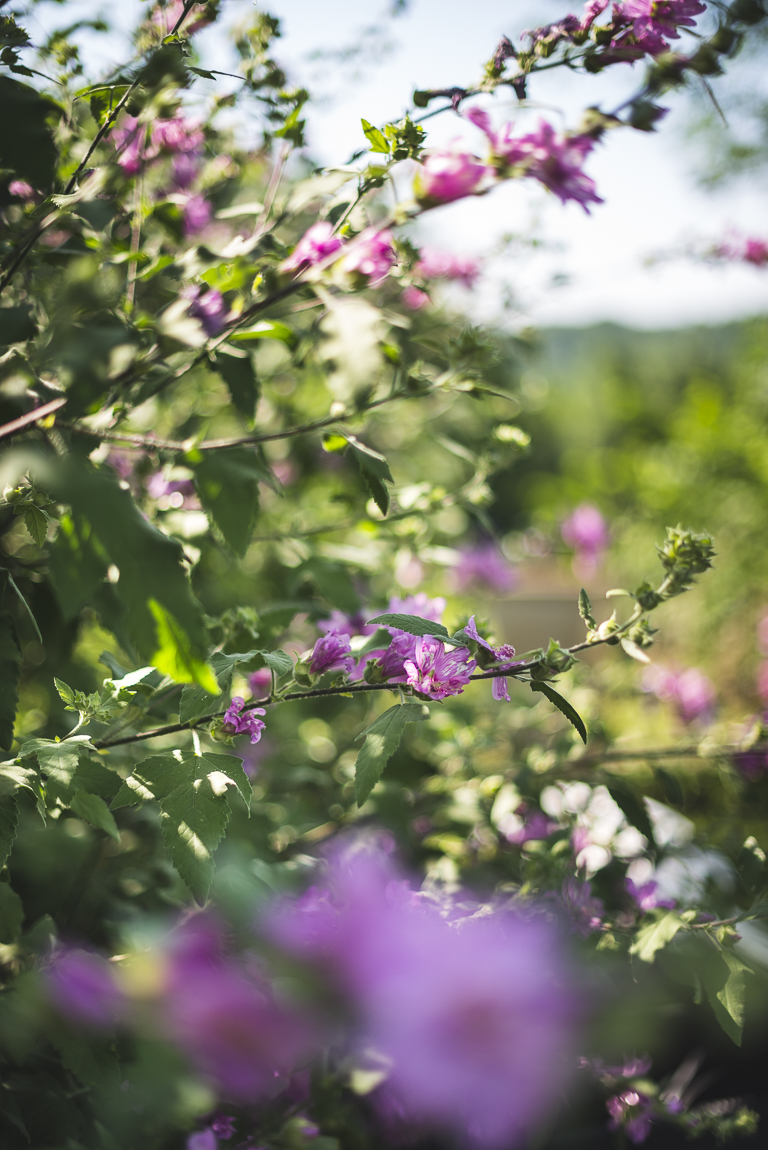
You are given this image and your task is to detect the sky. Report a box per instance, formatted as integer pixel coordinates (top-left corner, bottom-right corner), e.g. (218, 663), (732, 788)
(29, 0), (768, 330)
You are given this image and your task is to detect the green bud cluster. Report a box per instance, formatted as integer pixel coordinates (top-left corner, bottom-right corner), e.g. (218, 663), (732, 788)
(657, 526), (716, 595)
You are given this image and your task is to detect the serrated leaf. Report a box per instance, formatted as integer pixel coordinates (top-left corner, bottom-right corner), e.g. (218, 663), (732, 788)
(23, 504), (48, 546)
(530, 682), (587, 744)
(361, 117), (390, 154)
(111, 750), (250, 903)
(190, 448), (263, 557)
(607, 782), (655, 845)
(212, 347), (259, 423)
(0, 609), (21, 750)
(260, 648), (293, 677)
(713, 950), (752, 1046)
(367, 613), (453, 641)
(355, 703), (429, 805)
(345, 436), (393, 516)
(69, 790), (120, 841)
(21, 737), (91, 792)
(629, 909), (684, 963)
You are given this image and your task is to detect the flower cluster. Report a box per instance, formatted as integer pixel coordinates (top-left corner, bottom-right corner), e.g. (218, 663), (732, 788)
(521, 0), (706, 61)
(467, 110), (603, 212)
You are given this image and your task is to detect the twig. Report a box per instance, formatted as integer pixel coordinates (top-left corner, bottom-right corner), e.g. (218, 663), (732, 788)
(0, 397), (67, 443)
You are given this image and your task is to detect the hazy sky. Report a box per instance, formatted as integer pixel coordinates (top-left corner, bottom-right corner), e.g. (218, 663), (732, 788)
(30, 0), (768, 329)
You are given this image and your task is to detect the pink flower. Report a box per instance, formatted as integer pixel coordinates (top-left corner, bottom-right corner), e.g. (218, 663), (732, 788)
(506, 810), (558, 845)
(403, 636), (476, 700)
(153, 115), (205, 155)
(151, 0), (211, 36)
(222, 697), (266, 744)
(187, 1133), (217, 1150)
(468, 112), (602, 212)
(413, 147), (489, 205)
(45, 948), (126, 1028)
(403, 286), (431, 310)
(248, 668), (273, 697)
(183, 194), (213, 236)
(338, 228), (396, 285)
(744, 238), (768, 266)
(416, 248), (480, 287)
(642, 665), (715, 724)
(612, 0), (706, 56)
(282, 222), (344, 272)
(607, 1090), (654, 1144)
(561, 503), (609, 568)
(8, 179), (37, 200)
(309, 630), (355, 676)
(375, 632), (420, 682)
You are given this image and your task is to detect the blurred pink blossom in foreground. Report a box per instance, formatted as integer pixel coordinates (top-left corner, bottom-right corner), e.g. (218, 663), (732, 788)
(451, 542), (518, 594)
(413, 147), (489, 204)
(561, 503), (609, 572)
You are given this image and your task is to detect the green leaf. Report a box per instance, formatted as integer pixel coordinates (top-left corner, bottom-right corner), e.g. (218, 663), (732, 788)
(629, 909), (684, 963)
(0, 608), (21, 750)
(355, 703), (430, 805)
(190, 448), (264, 557)
(0, 305), (37, 348)
(367, 613), (452, 641)
(578, 587), (596, 628)
(229, 320), (297, 347)
(23, 504), (48, 547)
(607, 782), (656, 845)
(0, 795), (18, 869)
(21, 736), (91, 792)
(149, 600), (218, 692)
(529, 682), (588, 743)
(70, 790), (120, 842)
(260, 649), (293, 677)
(212, 347), (259, 423)
(301, 558), (361, 614)
(0, 75), (62, 191)
(345, 435), (394, 516)
(654, 766), (684, 808)
(0, 881), (23, 944)
(361, 117), (391, 154)
(111, 750), (250, 904)
(39, 454), (212, 683)
(709, 950), (753, 1046)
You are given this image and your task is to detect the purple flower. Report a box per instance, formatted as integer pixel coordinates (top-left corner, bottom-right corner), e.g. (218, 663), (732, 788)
(388, 593), (446, 626)
(403, 636), (476, 700)
(248, 668), (273, 697)
(210, 1113), (237, 1139)
(375, 632), (420, 682)
(162, 916), (315, 1102)
(463, 616), (519, 703)
(522, 15), (582, 52)
(8, 179), (37, 200)
(603, 1055), (653, 1079)
(642, 665), (715, 725)
(452, 544), (518, 594)
(506, 810), (558, 845)
(561, 504), (609, 569)
(556, 878), (604, 937)
(153, 114), (205, 155)
(188, 1133), (218, 1150)
(468, 112), (602, 213)
(309, 630), (355, 676)
(613, 0), (706, 56)
(283, 222), (344, 272)
(273, 836), (579, 1147)
(338, 228), (396, 286)
(46, 948), (126, 1028)
(416, 249), (480, 287)
(184, 286), (228, 337)
(607, 1090), (654, 1144)
(222, 698), (266, 744)
(413, 147), (489, 205)
(732, 750), (768, 782)
(744, 238), (768, 266)
(317, 610), (376, 638)
(403, 286), (431, 310)
(626, 878), (675, 912)
(183, 194), (213, 236)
